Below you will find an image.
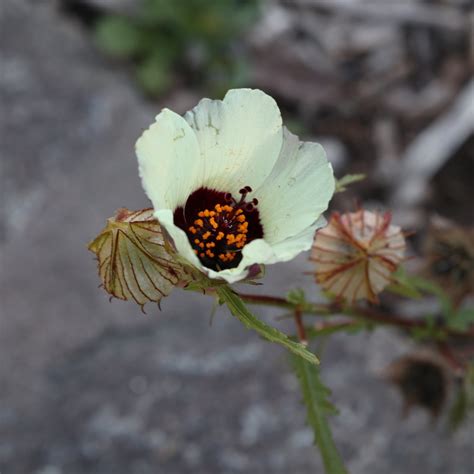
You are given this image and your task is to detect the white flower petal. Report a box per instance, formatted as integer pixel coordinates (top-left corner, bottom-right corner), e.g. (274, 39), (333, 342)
(184, 88), (283, 195)
(204, 239), (276, 283)
(155, 209), (205, 271)
(266, 216), (327, 263)
(255, 128), (335, 244)
(136, 109), (201, 210)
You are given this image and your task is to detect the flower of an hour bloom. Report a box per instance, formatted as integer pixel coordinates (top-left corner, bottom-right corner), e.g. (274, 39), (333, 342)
(136, 88), (335, 283)
(311, 209), (406, 303)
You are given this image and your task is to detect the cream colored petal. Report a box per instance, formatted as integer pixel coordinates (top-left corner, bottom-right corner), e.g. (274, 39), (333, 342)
(204, 239), (275, 283)
(184, 88), (283, 195)
(136, 109), (201, 210)
(155, 209), (205, 271)
(267, 216), (327, 263)
(255, 128), (335, 244)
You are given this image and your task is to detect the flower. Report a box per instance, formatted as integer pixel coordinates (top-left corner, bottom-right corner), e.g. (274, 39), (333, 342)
(311, 209), (406, 303)
(136, 88), (335, 283)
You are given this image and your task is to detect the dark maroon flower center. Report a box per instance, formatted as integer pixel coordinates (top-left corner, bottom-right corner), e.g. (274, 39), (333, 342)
(174, 187), (263, 271)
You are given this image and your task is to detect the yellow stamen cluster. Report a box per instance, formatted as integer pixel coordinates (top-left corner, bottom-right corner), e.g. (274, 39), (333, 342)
(188, 204), (249, 263)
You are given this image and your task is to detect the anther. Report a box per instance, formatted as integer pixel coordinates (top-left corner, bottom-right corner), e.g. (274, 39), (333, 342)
(183, 186), (261, 270)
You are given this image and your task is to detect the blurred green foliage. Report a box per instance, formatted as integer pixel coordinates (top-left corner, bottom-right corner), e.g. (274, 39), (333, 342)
(449, 363), (474, 431)
(95, 0), (260, 96)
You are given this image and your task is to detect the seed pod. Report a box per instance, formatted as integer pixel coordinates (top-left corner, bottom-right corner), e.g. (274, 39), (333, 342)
(88, 208), (189, 309)
(311, 209), (406, 303)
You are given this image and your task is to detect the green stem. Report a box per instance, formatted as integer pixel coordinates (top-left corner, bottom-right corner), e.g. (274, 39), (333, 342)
(216, 285), (319, 365)
(236, 291), (474, 338)
(293, 306), (308, 344)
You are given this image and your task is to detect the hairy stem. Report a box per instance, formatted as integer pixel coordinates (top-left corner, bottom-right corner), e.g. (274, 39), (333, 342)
(294, 307), (308, 344)
(235, 292), (474, 338)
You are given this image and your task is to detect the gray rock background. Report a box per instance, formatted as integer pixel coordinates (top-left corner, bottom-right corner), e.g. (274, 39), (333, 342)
(1, 1), (472, 473)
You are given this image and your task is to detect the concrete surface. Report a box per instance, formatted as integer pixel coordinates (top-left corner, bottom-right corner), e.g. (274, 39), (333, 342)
(1, 1), (472, 473)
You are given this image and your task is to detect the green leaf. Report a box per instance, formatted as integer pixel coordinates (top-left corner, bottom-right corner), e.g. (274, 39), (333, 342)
(286, 288), (307, 306)
(95, 17), (144, 58)
(286, 288), (329, 314)
(305, 321), (367, 340)
(386, 267), (423, 299)
(410, 314), (446, 341)
(449, 363), (474, 431)
(449, 384), (468, 431)
(447, 307), (474, 331)
(390, 270), (471, 332)
(335, 174), (365, 193)
(216, 286), (319, 366)
(396, 272), (454, 318)
(136, 55), (172, 96)
(466, 364), (474, 407)
(290, 354), (348, 474)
